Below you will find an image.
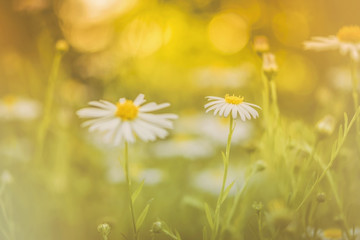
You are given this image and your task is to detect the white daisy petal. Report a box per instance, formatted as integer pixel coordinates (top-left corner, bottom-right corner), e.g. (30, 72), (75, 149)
(223, 104), (233, 117)
(204, 100), (224, 109)
(140, 102), (170, 112)
(134, 94), (146, 106)
(238, 105), (251, 120)
(237, 106), (246, 121)
(76, 108), (114, 118)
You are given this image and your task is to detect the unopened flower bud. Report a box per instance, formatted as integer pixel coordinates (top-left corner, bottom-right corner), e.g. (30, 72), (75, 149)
(252, 201), (264, 213)
(151, 221), (163, 234)
(316, 192), (326, 203)
(255, 160), (267, 172)
(262, 53), (278, 80)
(316, 115), (336, 139)
(253, 35), (270, 54)
(97, 223), (111, 236)
(55, 39), (69, 53)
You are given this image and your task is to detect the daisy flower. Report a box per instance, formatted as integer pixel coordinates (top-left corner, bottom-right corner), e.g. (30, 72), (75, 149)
(77, 93), (178, 145)
(0, 95), (41, 121)
(304, 25), (360, 61)
(204, 94), (260, 121)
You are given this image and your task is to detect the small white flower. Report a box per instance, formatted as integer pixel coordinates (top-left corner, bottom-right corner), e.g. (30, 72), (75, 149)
(77, 93), (178, 145)
(193, 166), (245, 195)
(0, 95), (41, 120)
(204, 94), (260, 121)
(304, 25), (360, 61)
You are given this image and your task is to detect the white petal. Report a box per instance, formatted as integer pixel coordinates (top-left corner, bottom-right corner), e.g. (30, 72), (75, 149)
(205, 103), (221, 113)
(205, 96), (224, 100)
(204, 100), (224, 109)
(232, 107), (238, 119)
(238, 105), (251, 120)
(223, 104), (233, 117)
(214, 103), (226, 115)
(122, 121), (135, 143)
(134, 94), (146, 106)
(132, 121), (156, 142)
(89, 101), (116, 110)
(236, 106), (246, 121)
(218, 103), (229, 117)
(77, 108), (114, 118)
(139, 102), (170, 112)
(138, 113), (176, 128)
(135, 119), (169, 139)
(241, 103), (259, 118)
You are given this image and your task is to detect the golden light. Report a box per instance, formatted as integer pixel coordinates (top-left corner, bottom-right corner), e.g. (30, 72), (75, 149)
(120, 17), (168, 57)
(207, 12), (249, 55)
(271, 12), (309, 47)
(275, 51), (317, 95)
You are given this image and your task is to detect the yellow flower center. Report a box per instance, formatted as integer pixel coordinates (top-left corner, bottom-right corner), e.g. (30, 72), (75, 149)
(225, 94), (244, 104)
(323, 228), (342, 239)
(337, 26), (360, 43)
(115, 100), (139, 120)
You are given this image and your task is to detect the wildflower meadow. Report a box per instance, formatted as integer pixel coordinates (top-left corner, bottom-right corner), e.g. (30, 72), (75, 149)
(2, 0), (360, 240)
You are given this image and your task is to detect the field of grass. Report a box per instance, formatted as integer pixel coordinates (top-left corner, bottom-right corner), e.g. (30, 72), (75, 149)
(1, 0), (360, 240)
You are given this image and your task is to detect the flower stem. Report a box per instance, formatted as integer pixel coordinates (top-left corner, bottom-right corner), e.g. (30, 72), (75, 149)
(123, 142), (138, 240)
(35, 48), (66, 164)
(212, 116), (234, 240)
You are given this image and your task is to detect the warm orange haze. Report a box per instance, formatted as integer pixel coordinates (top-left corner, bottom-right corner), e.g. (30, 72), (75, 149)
(1, 0), (360, 240)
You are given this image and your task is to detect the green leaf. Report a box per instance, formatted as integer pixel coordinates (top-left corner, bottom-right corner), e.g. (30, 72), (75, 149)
(204, 203), (214, 230)
(131, 180), (145, 203)
(175, 230), (182, 240)
(136, 204), (150, 230)
(221, 180), (235, 204)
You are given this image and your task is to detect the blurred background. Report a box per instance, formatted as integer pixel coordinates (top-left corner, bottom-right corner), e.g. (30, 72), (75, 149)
(1, 0), (360, 239)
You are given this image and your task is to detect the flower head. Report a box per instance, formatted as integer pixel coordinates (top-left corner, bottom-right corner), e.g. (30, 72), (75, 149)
(0, 95), (41, 120)
(253, 35), (270, 54)
(304, 25), (360, 61)
(204, 94), (260, 121)
(262, 53), (278, 75)
(77, 94), (178, 145)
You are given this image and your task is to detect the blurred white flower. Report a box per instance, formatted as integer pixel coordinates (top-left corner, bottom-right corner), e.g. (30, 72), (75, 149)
(205, 94), (260, 121)
(0, 95), (41, 120)
(152, 136), (214, 160)
(304, 26), (360, 61)
(193, 166), (245, 195)
(1, 170), (13, 185)
(106, 158), (164, 185)
(77, 94), (178, 146)
(175, 114), (254, 146)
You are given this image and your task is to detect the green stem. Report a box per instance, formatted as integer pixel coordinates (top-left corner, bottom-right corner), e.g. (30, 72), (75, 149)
(269, 79), (279, 122)
(318, 161), (351, 240)
(123, 142), (138, 240)
(257, 211), (264, 240)
(212, 116), (234, 240)
(221, 167), (255, 237)
(35, 49), (65, 164)
(296, 109), (360, 212)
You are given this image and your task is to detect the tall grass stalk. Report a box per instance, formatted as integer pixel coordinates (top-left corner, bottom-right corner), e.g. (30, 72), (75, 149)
(123, 141), (139, 240)
(35, 43), (67, 164)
